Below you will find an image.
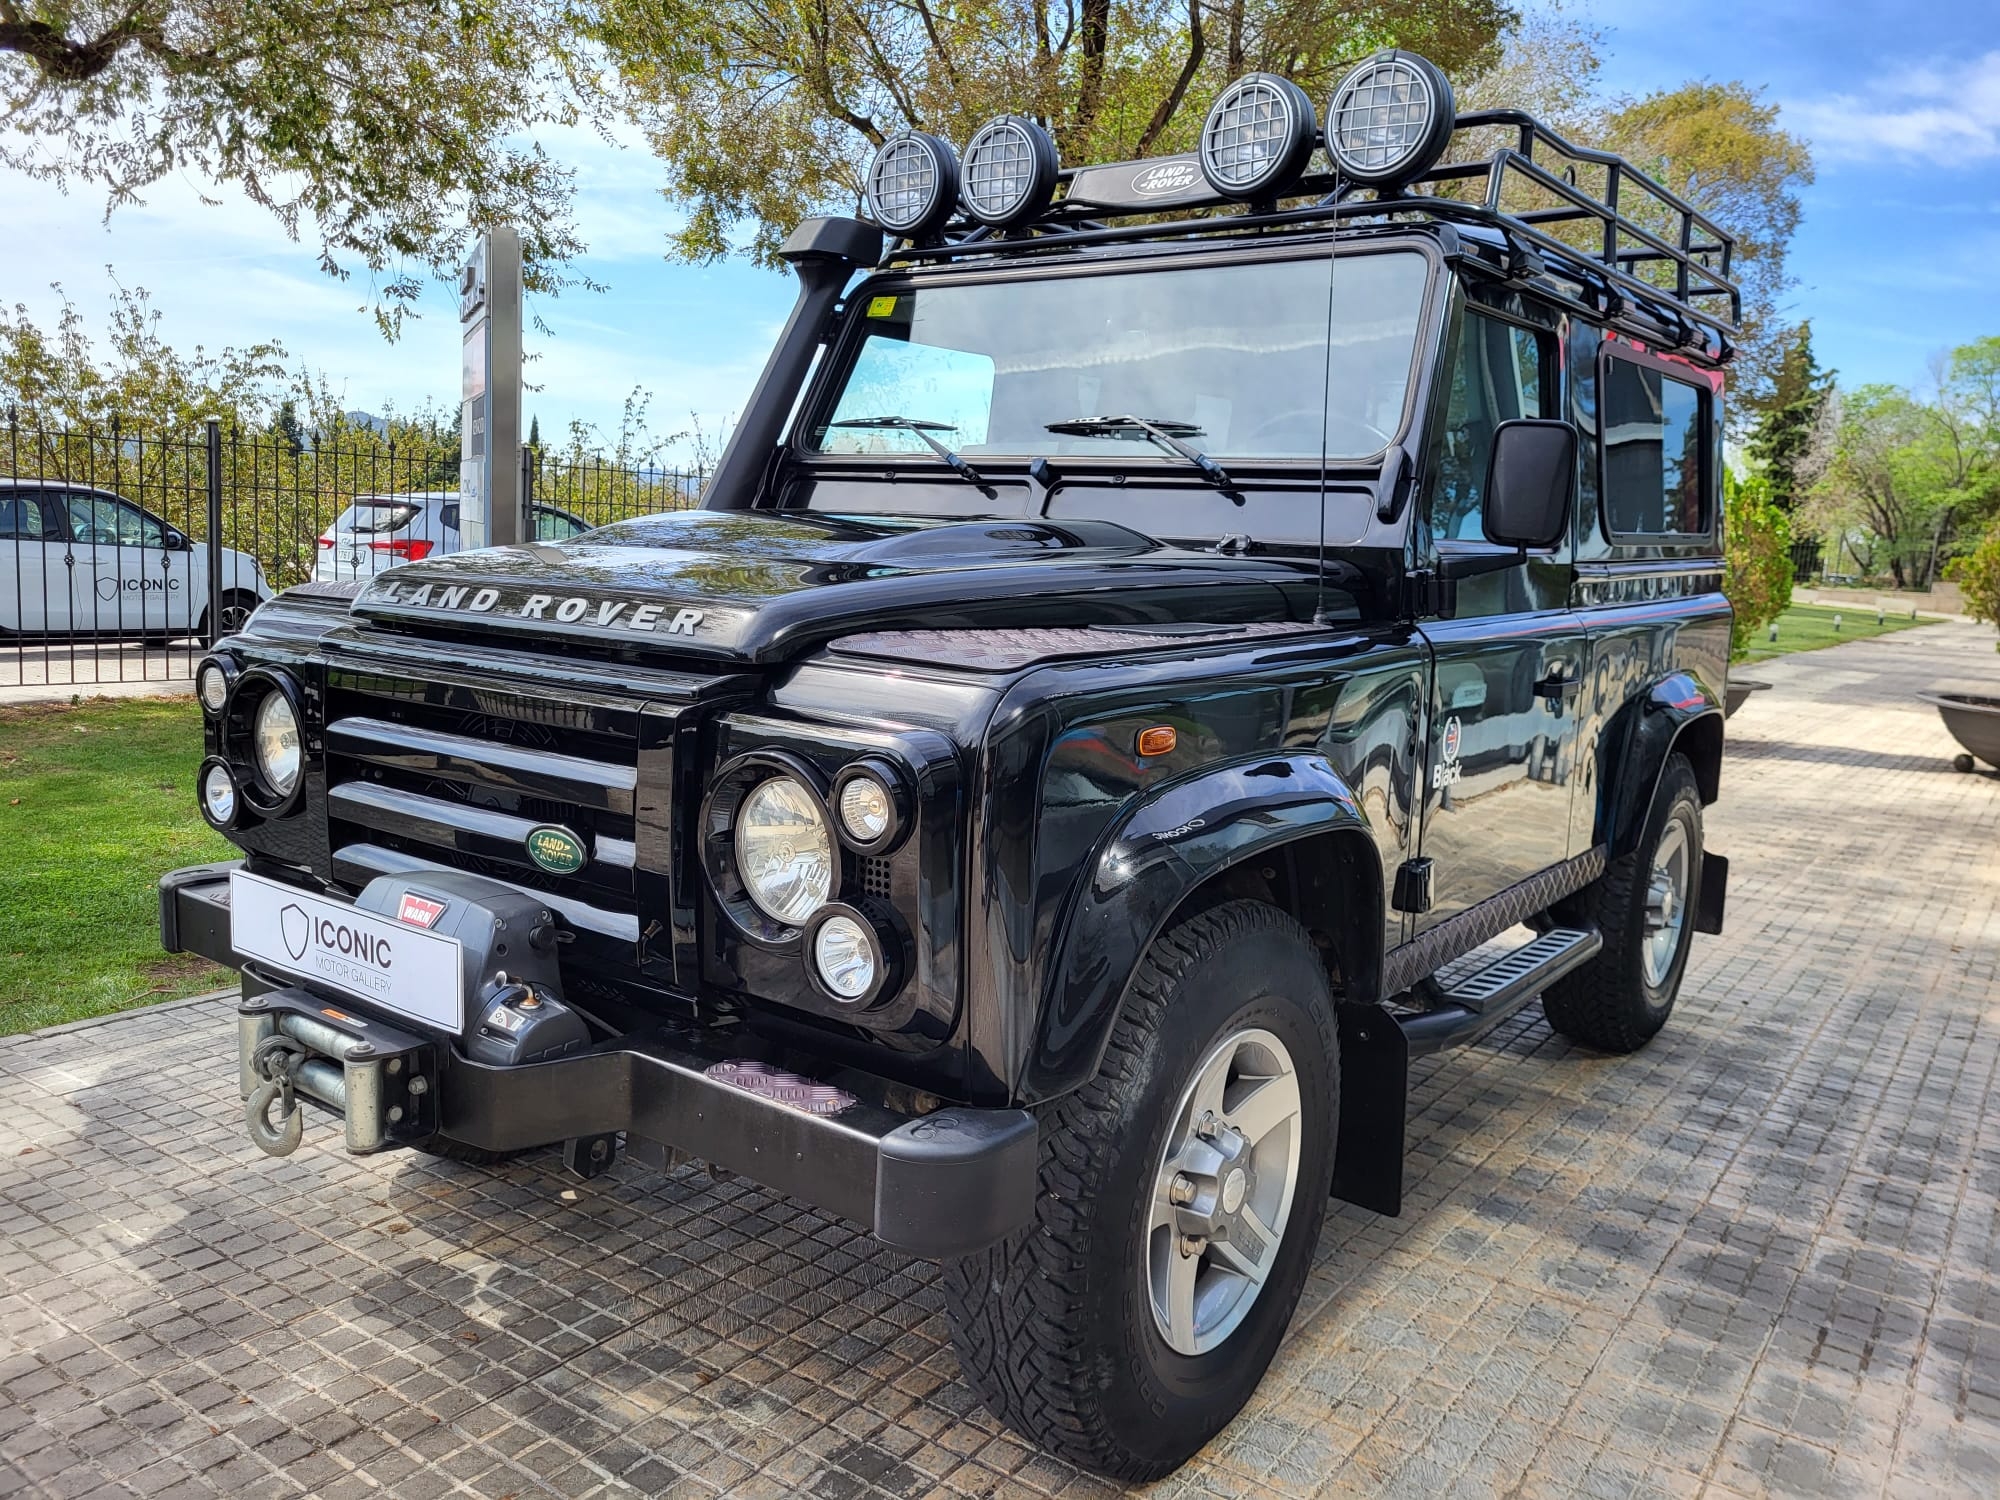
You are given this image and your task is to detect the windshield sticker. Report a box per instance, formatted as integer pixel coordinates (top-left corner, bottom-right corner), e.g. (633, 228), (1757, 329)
(867, 295), (899, 318)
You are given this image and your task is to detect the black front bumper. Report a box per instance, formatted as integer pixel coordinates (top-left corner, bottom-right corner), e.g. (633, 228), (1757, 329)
(162, 863), (1038, 1259)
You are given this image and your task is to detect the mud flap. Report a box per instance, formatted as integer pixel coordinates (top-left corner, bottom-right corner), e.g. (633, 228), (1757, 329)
(1695, 852), (1729, 935)
(1330, 1001), (1408, 1217)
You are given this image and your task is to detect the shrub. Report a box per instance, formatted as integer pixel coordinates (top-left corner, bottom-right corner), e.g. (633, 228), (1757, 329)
(1723, 472), (1794, 659)
(1945, 523), (2000, 636)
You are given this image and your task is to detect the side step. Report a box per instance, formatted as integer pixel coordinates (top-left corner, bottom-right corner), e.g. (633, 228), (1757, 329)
(1397, 926), (1602, 1057)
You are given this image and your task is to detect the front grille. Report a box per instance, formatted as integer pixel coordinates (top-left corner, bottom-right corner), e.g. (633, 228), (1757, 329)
(322, 660), (650, 945)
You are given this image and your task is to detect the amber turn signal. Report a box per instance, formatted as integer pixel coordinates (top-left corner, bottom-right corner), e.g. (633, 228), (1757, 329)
(1137, 725), (1178, 757)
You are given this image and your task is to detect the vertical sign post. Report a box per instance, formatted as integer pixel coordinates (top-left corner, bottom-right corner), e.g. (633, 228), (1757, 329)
(458, 228), (523, 549)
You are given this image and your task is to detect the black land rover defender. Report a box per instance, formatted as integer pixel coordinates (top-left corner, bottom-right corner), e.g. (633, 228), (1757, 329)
(161, 51), (1735, 1479)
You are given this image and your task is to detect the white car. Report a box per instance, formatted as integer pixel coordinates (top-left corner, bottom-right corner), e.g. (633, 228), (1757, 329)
(0, 478), (273, 639)
(313, 491), (593, 582)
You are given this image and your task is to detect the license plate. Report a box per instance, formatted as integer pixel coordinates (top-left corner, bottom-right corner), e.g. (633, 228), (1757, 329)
(230, 871), (465, 1032)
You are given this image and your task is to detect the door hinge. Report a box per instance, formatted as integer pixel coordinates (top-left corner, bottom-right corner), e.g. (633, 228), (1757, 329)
(1409, 568), (1456, 620)
(1392, 857), (1435, 914)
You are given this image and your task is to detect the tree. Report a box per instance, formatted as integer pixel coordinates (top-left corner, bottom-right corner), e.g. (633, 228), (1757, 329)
(1, 0), (596, 333)
(529, 414), (542, 451)
(595, 0), (1514, 265)
(1600, 82), (1813, 410)
(1747, 323), (1833, 509)
(0, 280), (287, 431)
(274, 399), (308, 458)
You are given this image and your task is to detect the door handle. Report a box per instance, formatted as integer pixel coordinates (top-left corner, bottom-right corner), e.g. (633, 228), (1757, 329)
(1534, 672), (1583, 704)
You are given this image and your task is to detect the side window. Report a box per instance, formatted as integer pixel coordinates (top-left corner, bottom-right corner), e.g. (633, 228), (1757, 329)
(64, 494), (162, 547)
(1602, 356), (1710, 537)
(0, 493), (54, 541)
(439, 503), (461, 532)
(1431, 311), (1551, 542)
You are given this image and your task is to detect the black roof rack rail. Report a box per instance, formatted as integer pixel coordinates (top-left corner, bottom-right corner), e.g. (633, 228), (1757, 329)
(872, 106), (1740, 344)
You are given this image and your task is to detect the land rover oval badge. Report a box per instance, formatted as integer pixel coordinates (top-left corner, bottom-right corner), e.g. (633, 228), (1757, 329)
(525, 825), (587, 874)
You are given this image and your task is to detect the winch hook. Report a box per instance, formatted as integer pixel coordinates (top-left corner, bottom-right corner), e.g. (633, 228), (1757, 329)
(246, 1035), (309, 1158)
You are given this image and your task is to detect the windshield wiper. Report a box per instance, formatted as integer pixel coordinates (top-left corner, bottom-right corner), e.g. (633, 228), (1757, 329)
(829, 416), (988, 488)
(1043, 415), (1240, 501)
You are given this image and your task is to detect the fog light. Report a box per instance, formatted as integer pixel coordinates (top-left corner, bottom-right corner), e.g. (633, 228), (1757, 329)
(201, 761), (238, 827)
(196, 659), (230, 714)
(812, 915), (878, 1001)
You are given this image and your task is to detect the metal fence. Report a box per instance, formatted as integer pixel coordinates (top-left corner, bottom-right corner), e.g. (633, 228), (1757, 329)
(1789, 538), (1823, 584)
(1, 415), (702, 691)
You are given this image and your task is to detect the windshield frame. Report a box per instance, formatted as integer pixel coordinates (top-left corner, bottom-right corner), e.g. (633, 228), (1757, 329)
(788, 234), (1445, 484)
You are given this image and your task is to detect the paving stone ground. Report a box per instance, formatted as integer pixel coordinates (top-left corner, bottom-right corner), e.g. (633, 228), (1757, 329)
(4, 621), (2000, 1500)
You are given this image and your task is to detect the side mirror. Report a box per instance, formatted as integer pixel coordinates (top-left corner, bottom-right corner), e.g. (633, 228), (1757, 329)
(163, 528), (188, 551)
(1482, 419), (1575, 550)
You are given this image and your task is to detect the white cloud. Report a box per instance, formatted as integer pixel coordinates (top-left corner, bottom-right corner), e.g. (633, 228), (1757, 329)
(1785, 50), (2000, 165)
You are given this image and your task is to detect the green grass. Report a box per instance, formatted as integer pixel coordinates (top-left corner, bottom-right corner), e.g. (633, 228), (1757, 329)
(1738, 601), (1936, 664)
(0, 696), (234, 1035)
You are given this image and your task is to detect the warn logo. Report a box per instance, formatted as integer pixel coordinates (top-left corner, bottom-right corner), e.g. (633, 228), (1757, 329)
(397, 892), (448, 929)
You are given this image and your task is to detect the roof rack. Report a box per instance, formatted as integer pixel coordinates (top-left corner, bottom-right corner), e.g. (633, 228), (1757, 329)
(875, 106), (1741, 346)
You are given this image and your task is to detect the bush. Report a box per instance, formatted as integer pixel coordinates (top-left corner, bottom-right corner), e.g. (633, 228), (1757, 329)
(1946, 523), (2000, 635)
(1723, 472), (1794, 659)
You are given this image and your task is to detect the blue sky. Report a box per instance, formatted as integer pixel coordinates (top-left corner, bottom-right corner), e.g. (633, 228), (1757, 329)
(2, 0), (1996, 448)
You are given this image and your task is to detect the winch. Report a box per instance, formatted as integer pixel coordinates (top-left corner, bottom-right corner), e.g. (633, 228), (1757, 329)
(236, 870), (590, 1157)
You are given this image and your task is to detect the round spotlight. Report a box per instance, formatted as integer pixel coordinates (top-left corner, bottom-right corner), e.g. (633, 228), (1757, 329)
(865, 132), (961, 238)
(812, 913), (879, 1001)
(831, 759), (908, 853)
(960, 115), (1060, 228)
(1323, 50), (1456, 187)
(196, 657), (232, 715)
(1198, 73), (1319, 201)
(199, 759), (239, 829)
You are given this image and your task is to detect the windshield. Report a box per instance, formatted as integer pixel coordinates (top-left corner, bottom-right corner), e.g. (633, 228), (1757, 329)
(807, 250), (1429, 464)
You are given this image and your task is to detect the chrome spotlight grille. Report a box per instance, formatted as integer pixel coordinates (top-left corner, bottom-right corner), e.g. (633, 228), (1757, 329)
(1202, 78), (1297, 190)
(1330, 58), (1434, 175)
(869, 138), (940, 231)
(964, 121), (1036, 220)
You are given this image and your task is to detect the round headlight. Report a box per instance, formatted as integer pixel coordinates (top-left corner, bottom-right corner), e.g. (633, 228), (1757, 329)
(961, 115), (1060, 228)
(837, 774), (893, 845)
(252, 690), (302, 799)
(734, 775), (834, 926)
(200, 761), (238, 826)
(197, 659), (231, 714)
(866, 132), (961, 238)
(812, 914), (879, 1001)
(1198, 73), (1318, 201)
(1323, 50), (1456, 187)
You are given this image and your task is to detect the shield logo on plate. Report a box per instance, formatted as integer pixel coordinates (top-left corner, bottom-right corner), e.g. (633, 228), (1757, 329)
(280, 902), (311, 961)
(525, 824), (587, 875)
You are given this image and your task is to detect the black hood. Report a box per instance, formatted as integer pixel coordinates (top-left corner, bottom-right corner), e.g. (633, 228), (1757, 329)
(350, 510), (1311, 664)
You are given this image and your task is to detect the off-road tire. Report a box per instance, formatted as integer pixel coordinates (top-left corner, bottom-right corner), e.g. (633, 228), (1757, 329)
(940, 900), (1338, 1481)
(1543, 753), (1703, 1052)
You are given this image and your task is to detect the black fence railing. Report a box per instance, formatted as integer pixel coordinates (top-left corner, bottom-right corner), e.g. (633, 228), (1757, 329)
(1789, 538), (1823, 584)
(1, 416), (703, 691)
